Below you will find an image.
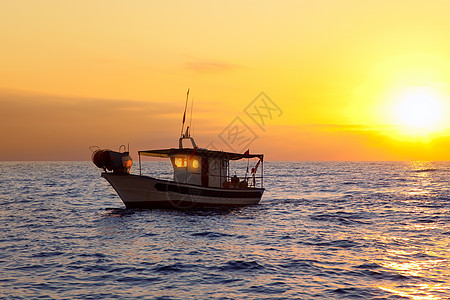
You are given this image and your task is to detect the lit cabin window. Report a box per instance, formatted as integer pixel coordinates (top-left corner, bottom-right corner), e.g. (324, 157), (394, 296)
(174, 157), (187, 168)
(192, 159), (199, 168)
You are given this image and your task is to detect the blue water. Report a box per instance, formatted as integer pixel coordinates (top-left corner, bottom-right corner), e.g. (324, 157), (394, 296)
(0, 161), (449, 299)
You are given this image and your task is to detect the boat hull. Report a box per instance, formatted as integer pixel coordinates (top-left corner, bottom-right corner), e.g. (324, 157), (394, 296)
(102, 173), (264, 209)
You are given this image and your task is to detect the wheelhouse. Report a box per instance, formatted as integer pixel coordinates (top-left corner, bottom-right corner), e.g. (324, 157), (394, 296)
(137, 137), (263, 189)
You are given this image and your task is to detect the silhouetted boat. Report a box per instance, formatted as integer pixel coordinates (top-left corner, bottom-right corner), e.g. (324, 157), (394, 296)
(91, 92), (264, 209)
(92, 133), (264, 209)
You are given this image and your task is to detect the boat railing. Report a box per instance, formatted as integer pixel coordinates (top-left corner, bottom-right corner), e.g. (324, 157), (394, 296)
(173, 170), (263, 189)
(222, 174), (263, 189)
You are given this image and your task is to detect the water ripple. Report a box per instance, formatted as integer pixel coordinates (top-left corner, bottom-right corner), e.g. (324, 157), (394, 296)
(0, 161), (449, 299)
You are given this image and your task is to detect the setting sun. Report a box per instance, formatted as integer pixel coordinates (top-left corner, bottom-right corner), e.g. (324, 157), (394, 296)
(389, 86), (447, 137)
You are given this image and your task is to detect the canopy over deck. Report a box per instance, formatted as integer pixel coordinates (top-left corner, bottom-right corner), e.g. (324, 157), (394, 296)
(139, 148), (263, 161)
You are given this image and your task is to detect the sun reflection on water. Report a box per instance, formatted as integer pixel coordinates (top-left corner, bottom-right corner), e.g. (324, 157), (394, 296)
(375, 226), (449, 299)
(403, 161), (437, 196)
(379, 284), (448, 300)
(366, 159), (449, 300)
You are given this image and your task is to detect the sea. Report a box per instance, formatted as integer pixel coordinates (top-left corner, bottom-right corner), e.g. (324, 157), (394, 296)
(0, 161), (449, 299)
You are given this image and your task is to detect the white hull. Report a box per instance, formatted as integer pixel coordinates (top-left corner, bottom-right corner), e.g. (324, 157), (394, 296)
(102, 173), (264, 209)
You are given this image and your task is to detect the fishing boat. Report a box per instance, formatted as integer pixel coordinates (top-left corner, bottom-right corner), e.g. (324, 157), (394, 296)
(91, 93), (264, 209)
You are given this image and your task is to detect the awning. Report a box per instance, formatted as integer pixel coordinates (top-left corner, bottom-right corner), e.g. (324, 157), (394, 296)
(139, 148), (263, 161)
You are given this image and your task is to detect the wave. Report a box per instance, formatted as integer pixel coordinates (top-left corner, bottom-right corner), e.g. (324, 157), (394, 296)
(219, 260), (265, 272)
(310, 212), (373, 225)
(191, 231), (234, 238)
(412, 168), (439, 173)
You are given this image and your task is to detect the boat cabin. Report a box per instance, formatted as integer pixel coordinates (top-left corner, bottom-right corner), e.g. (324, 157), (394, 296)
(138, 136), (263, 189)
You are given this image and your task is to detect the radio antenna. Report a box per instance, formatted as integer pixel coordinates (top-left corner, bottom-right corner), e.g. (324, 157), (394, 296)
(189, 97), (194, 137)
(180, 88), (189, 137)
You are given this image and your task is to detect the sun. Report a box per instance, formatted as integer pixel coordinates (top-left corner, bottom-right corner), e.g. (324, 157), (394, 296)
(389, 86), (446, 137)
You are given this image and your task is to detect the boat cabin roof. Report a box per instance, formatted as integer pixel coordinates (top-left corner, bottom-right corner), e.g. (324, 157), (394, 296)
(139, 148), (263, 161)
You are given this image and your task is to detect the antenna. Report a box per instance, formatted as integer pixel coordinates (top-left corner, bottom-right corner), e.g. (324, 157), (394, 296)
(180, 88), (189, 137)
(189, 97), (194, 137)
(178, 89), (197, 149)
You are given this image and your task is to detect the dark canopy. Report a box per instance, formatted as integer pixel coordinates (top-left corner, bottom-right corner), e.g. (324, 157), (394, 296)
(139, 148), (263, 161)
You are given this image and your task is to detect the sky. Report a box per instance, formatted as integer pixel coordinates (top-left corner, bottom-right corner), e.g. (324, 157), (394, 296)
(1, 0), (450, 161)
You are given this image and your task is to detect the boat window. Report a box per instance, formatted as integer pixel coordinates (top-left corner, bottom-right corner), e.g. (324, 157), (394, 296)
(192, 159), (199, 169)
(174, 157), (187, 168)
(173, 156), (199, 169)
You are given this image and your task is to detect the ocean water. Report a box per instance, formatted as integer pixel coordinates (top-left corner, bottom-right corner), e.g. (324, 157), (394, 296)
(0, 161), (449, 299)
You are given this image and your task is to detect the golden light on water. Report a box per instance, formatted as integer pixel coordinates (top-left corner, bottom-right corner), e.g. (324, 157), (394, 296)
(378, 284), (448, 300)
(365, 160), (449, 300)
(376, 245), (449, 299)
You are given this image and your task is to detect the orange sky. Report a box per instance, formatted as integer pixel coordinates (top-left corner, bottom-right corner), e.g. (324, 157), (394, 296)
(1, 0), (450, 160)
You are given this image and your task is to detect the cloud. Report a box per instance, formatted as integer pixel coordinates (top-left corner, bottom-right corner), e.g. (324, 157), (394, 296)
(1, 89), (448, 161)
(251, 123), (450, 161)
(184, 57), (244, 74)
(0, 89), (182, 160)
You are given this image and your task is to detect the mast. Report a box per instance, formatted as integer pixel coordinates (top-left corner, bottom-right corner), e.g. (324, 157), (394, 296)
(189, 97), (194, 137)
(180, 88), (189, 137)
(179, 89), (197, 149)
